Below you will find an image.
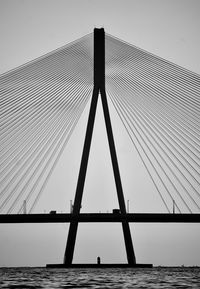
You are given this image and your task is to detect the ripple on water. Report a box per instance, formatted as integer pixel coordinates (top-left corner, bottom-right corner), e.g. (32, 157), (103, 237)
(0, 267), (200, 288)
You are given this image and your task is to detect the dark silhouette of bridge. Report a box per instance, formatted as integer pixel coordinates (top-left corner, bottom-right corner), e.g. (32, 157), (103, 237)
(1, 212), (200, 224)
(0, 28), (200, 268)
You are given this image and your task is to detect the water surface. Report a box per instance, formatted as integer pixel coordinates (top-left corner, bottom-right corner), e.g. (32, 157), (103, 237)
(0, 267), (200, 288)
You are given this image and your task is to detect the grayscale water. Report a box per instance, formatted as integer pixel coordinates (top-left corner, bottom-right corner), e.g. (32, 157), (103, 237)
(0, 267), (200, 288)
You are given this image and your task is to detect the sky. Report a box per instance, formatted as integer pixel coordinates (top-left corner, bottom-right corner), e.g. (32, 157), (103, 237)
(0, 0), (200, 267)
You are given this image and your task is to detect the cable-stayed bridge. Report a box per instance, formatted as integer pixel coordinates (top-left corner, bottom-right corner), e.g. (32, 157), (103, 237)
(0, 28), (200, 267)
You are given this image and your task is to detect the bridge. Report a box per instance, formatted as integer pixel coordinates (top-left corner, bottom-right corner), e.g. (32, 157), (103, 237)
(1, 213), (200, 223)
(0, 28), (200, 267)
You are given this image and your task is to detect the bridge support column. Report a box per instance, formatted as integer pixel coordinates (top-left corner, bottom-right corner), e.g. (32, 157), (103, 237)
(64, 28), (136, 265)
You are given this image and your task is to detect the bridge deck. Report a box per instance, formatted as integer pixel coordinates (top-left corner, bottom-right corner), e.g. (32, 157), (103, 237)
(0, 213), (200, 223)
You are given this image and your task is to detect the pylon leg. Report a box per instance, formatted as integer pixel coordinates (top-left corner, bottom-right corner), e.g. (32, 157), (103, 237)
(100, 88), (136, 264)
(64, 87), (99, 265)
(63, 220), (78, 264)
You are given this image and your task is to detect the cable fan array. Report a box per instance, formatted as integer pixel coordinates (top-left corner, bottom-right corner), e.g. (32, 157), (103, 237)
(105, 33), (200, 213)
(1, 31), (200, 214)
(0, 33), (93, 214)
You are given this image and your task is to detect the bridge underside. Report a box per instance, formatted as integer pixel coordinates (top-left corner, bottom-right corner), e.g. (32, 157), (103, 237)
(1, 213), (200, 223)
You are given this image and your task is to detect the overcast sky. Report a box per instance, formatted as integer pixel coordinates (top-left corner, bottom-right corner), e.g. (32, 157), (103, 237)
(0, 0), (200, 267)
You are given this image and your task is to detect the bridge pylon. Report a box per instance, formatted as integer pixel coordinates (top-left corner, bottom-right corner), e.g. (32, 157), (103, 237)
(63, 28), (136, 266)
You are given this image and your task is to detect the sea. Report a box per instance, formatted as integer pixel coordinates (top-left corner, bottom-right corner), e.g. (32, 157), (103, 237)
(0, 267), (200, 288)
